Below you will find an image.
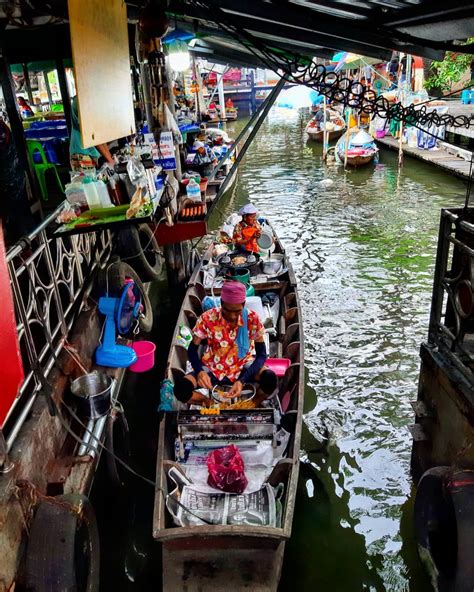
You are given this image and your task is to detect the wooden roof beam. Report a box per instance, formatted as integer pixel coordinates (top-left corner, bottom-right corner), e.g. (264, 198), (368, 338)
(169, 0), (445, 59)
(170, 6), (394, 60)
(212, 0), (445, 59)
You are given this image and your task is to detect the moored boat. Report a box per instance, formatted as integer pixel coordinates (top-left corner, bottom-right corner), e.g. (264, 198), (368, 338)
(335, 127), (379, 166)
(305, 109), (345, 142)
(153, 217), (304, 591)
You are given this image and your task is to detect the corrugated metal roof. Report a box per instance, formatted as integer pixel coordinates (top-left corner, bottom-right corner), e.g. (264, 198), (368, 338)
(167, 0), (474, 65)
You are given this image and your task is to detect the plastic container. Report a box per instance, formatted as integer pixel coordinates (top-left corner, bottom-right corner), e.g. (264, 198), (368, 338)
(96, 180), (113, 207)
(265, 357), (291, 377)
(375, 130), (386, 139)
(186, 177), (202, 203)
(83, 176), (101, 209)
(129, 341), (156, 373)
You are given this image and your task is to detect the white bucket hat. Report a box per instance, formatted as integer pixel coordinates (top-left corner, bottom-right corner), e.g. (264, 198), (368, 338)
(238, 203), (258, 216)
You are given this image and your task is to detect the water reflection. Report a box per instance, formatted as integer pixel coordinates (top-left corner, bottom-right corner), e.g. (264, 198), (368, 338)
(217, 110), (465, 591)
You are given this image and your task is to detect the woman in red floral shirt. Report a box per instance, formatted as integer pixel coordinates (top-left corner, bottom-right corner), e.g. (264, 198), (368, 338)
(174, 281), (277, 406)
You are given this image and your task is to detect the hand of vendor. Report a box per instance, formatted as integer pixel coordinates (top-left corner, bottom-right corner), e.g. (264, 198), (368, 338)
(227, 380), (243, 398)
(197, 370), (213, 390)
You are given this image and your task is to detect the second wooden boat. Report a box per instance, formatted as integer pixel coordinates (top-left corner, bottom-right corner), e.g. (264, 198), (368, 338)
(305, 109), (345, 142)
(335, 127), (379, 167)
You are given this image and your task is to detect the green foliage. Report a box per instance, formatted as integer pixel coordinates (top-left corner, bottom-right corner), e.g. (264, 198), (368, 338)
(425, 38), (474, 92)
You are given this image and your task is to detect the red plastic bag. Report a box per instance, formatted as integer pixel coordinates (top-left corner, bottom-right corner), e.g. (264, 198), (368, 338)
(207, 444), (248, 494)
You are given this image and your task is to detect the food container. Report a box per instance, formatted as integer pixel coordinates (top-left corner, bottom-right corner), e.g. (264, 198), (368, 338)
(261, 254), (284, 275)
(70, 371), (113, 419)
(211, 383), (256, 406)
(129, 341), (156, 373)
(265, 357), (291, 377)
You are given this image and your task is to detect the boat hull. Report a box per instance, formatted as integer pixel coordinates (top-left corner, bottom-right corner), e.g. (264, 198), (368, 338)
(161, 535), (285, 591)
(153, 224), (304, 592)
(306, 128), (345, 142)
(344, 153), (376, 166)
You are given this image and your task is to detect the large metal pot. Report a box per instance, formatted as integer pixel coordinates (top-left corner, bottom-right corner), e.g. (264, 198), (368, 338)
(261, 254), (284, 275)
(70, 371), (113, 419)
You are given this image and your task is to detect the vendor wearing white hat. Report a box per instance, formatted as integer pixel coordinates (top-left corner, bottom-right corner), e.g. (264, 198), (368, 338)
(192, 140), (217, 176)
(233, 204), (262, 253)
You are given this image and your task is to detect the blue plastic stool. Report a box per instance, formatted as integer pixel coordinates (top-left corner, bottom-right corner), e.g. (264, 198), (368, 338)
(461, 90), (471, 105)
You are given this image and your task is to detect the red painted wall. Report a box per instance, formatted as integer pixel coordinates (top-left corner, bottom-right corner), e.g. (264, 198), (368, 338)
(0, 225), (24, 427)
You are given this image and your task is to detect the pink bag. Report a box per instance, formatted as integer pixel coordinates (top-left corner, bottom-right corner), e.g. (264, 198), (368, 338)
(207, 444), (248, 494)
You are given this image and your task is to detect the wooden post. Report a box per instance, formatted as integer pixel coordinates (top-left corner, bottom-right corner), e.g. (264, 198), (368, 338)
(218, 71), (226, 120)
(43, 70), (53, 108)
(22, 63), (34, 105)
(344, 108), (350, 168)
(322, 94), (328, 162)
(140, 62), (154, 133)
(250, 70), (256, 115)
(164, 56), (182, 180)
(398, 119), (404, 167)
(398, 53), (412, 168)
(0, 56), (42, 216)
(55, 58), (71, 134)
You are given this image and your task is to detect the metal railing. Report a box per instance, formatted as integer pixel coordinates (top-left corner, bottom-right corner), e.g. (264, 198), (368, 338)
(428, 207), (474, 374)
(4, 204), (112, 451)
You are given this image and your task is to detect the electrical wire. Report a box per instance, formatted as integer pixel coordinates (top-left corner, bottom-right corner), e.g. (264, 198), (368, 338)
(187, 0), (474, 131)
(56, 397), (214, 525)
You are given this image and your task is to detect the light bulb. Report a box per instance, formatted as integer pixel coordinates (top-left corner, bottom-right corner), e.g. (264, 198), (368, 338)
(168, 40), (190, 72)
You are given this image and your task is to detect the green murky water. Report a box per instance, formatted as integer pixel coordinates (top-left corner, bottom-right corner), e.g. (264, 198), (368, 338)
(94, 109), (466, 591)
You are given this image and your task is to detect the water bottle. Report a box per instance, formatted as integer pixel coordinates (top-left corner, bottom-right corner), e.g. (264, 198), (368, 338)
(82, 176), (101, 209)
(186, 177), (201, 202)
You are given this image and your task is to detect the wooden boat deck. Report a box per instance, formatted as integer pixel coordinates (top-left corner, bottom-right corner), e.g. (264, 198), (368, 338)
(376, 135), (473, 180)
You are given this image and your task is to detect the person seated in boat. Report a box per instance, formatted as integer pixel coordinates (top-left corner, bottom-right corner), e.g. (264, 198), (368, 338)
(233, 203), (262, 253)
(174, 281), (277, 407)
(192, 140), (217, 176)
(226, 98), (234, 109)
(310, 105), (324, 130)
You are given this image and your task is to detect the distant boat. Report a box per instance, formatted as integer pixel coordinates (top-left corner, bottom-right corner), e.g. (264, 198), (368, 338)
(335, 127), (378, 166)
(225, 107), (238, 120)
(305, 110), (346, 142)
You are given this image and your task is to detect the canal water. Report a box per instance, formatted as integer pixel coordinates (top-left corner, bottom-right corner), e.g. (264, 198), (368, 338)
(93, 109), (466, 591)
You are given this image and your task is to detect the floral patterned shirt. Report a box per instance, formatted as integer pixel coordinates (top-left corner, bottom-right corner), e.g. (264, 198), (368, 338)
(193, 307), (265, 381)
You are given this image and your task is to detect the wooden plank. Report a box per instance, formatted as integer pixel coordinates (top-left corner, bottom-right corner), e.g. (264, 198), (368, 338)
(68, 0), (135, 148)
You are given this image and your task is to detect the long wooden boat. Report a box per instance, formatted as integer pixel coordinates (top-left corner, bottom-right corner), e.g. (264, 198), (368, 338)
(335, 126), (378, 167)
(153, 221), (304, 591)
(305, 109), (345, 142)
(305, 125), (345, 142)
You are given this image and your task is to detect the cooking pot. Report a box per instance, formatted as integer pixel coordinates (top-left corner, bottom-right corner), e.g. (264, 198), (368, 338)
(70, 371), (113, 419)
(261, 254), (285, 275)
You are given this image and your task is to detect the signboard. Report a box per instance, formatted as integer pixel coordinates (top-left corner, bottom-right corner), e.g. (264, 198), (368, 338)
(68, 0), (135, 148)
(144, 132), (177, 170)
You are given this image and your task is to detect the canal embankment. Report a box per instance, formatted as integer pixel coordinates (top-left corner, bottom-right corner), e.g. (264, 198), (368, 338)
(376, 135), (473, 180)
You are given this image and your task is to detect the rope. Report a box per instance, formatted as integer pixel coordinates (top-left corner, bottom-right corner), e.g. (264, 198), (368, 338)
(187, 0), (474, 131)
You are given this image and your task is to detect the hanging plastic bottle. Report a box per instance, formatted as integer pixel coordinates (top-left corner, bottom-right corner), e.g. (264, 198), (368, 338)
(186, 177), (201, 203)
